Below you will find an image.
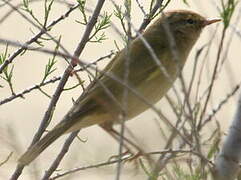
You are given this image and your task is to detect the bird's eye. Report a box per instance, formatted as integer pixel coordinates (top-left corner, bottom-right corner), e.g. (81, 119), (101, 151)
(186, 19), (195, 24)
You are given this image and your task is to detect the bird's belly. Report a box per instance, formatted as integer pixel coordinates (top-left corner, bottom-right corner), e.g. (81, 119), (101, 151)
(126, 69), (176, 119)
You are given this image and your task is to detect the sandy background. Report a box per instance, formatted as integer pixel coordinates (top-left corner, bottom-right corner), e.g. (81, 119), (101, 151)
(1, 0), (241, 179)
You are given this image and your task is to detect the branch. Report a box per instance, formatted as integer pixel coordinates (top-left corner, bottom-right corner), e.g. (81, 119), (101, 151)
(0, 77), (60, 105)
(50, 149), (203, 180)
(138, 0), (163, 32)
(0, 3), (79, 74)
(11, 0), (106, 179)
(213, 93), (241, 180)
(42, 131), (79, 180)
(0, 51), (114, 105)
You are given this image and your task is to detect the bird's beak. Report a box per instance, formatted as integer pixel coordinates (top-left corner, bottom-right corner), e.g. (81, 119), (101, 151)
(202, 19), (221, 26)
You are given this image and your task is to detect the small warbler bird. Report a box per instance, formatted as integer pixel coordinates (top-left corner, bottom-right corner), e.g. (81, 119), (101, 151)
(19, 10), (220, 165)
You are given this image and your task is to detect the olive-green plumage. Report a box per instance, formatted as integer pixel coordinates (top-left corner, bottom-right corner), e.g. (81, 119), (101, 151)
(18, 10), (220, 165)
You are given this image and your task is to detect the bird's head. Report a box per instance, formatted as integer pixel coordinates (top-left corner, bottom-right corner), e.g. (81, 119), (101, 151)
(141, 9), (220, 58)
(140, 10), (221, 68)
(163, 10), (220, 40)
(145, 10), (221, 49)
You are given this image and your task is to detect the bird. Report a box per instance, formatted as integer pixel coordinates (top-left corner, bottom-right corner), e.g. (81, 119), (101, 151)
(18, 10), (221, 166)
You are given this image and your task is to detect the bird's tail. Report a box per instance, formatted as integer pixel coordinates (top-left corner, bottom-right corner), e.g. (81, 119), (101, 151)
(18, 121), (69, 166)
(18, 97), (99, 165)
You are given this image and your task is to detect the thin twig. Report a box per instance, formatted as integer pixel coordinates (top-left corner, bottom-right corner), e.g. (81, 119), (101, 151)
(198, 27), (227, 130)
(201, 83), (240, 129)
(10, 1), (106, 179)
(138, 0), (164, 32)
(115, 1), (131, 179)
(0, 3), (79, 74)
(0, 52), (114, 106)
(37, 1), (106, 179)
(42, 131), (79, 180)
(135, 0), (147, 16)
(50, 148), (211, 180)
(0, 0), (73, 24)
(0, 152), (13, 167)
(0, 77), (60, 105)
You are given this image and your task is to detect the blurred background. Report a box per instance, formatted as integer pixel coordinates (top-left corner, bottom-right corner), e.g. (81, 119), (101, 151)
(1, 0), (241, 179)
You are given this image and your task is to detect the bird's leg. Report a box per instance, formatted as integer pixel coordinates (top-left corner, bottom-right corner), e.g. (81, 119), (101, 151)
(99, 123), (155, 174)
(99, 123), (144, 161)
(109, 128), (144, 154)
